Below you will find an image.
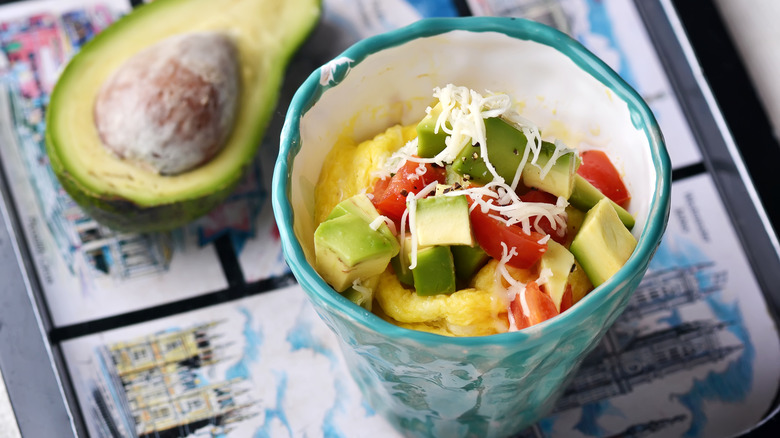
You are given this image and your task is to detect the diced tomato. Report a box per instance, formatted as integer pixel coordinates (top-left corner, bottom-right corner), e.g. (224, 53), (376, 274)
(519, 189), (567, 245)
(371, 159), (446, 224)
(576, 150), (631, 208)
(559, 285), (574, 313)
(510, 281), (559, 330)
(469, 201), (547, 269)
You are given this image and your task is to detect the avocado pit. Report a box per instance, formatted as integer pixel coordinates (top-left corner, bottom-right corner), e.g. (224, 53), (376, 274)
(94, 31), (240, 175)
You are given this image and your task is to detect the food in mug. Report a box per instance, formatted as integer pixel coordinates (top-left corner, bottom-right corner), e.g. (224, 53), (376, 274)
(314, 85), (637, 336)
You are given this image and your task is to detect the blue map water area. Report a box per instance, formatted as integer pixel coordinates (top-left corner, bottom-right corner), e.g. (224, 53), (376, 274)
(581, 0), (637, 89)
(322, 375), (350, 438)
(406, 0), (459, 18)
(648, 232), (710, 272)
(672, 297), (754, 437)
(254, 371), (294, 438)
(574, 401), (622, 436)
(657, 307), (684, 327)
(226, 307), (264, 381)
(286, 301), (339, 368)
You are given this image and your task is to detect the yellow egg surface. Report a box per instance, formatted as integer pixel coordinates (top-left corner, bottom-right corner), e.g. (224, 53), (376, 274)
(314, 124), (417, 225)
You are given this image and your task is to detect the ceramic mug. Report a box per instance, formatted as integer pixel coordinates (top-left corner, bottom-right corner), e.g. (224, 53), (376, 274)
(273, 17), (671, 438)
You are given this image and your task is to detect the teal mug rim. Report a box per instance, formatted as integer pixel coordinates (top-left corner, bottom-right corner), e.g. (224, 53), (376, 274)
(272, 16), (672, 347)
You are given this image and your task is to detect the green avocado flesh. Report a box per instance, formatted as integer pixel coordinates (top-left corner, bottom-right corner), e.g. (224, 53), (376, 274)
(569, 198), (637, 287)
(539, 240), (575, 312)
(314, 195), (399, 292)
(448, 117), (578, 198)
(45, 0), (321, 232)
(416, 103), (451, 158)
(415, 195), (472, 247)
(413, 245), (457, 296)
(451, 244), (489, 287)
(569, 174), (635, 229)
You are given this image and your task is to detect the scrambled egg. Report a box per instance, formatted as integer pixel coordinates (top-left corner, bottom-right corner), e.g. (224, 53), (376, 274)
(314, 125), (417, 225)
(314, 124), (513, 337)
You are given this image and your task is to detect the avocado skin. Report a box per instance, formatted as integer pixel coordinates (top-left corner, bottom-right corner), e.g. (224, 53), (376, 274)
(51, 163), (239, 232)
(45, 0), (322, 232)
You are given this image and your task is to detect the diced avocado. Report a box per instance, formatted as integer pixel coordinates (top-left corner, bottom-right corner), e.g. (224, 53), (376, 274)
(451, 117), (527, 184)
(314, 195), (399, 292)
(569, 174), (635, 229)
(326, 192), (382, 222)
(391, 235), (415, 286)
(569, 198), (637, 287)
(445, 164), (471, 187)
(412, 246), (457, 296)
(417, 103), (451, 158)
(564, 204), (585, 247)
(522, 141), (579, 199)
(539, 240), (576, 312)
(568, 260), (593, 305)
(450, 118), (577, 198)
(451, 244), (489, 287)
(416, 195), (472, 247)
(341, 275), (379, 311)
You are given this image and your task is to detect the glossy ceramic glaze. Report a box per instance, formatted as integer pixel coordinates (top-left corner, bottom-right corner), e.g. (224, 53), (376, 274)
(273, 17), (671, 438)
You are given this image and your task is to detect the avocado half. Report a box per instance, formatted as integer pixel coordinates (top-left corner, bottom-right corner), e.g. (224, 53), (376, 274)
(45, 0), (321, 232)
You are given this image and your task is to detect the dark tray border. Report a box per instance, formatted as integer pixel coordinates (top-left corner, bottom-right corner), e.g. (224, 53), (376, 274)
(1, 0), (779, 436)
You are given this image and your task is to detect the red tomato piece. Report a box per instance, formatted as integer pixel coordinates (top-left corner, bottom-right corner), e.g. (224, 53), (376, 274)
(576, 150), (631, 208)
(510, 281), (559, 330)
(559, 285), (573, 313)
(371, 160), (446, 224)
(519, 189), (567, 245)
(470, 202), (547, 269)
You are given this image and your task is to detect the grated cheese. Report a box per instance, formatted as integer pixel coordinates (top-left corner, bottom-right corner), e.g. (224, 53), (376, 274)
(351, 278), (372, 305)
(536, 267), (554, 286)
(538, 139), (577, 180)
(369, 215), (397, 235)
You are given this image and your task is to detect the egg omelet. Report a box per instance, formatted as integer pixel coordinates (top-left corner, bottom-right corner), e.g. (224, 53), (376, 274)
(314, 124), (514, 337)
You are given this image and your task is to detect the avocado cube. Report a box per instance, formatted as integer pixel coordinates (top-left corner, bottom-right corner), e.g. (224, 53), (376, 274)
(521, 140), (579, 199)
(315, 195), (399, 292)
(391, 235), (415, 286)
(569, 198), (637, 287)
(413, 245), (456, 296)
(451, 244), (489, 287)
(569, 174), (635, 229)
(415, 195), (472, 247)
(451, 116), (528, 184)
(449, 117), (578, 198)
(342, 286), (373, 311)
(326, 193), (382, 222)
(417, 103), (451, 158)
(539, 240), (576, 312)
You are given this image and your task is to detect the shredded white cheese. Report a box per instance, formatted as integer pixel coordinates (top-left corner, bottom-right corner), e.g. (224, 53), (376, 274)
(369, 215), (397, 235)
(538, 139), (577, 180)
(351, 278), (372, 304)
(537, 267), (554, 286)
